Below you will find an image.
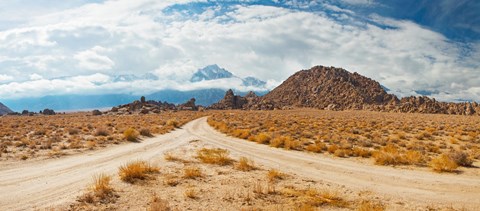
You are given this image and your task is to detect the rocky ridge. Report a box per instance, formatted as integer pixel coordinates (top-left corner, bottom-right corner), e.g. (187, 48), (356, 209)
(0, 102), (13, 115)
(107, 97), (201, 115)
(209, 65), (480, 115)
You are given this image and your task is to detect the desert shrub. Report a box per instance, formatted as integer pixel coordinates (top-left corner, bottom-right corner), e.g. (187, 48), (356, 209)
(79, 173), (115, 204)
(270, 136), (286, 148)
(357, 200), (385, 211)
(140, 128), (153, 137)
(327, 144), (339, 154)
(196, 148), (232, 165)
(267, 169), (285, 182)
(404, 150), (425, 166)
(352, 147), (371, 158)
(68, 128), (80, 135)
(148, 193), (171, 211)
(430, 154), (458, 172)
(284, 136), (300, 150)
(235, 157), (255, 171)
(166, 119), (179, 128)
(118, 160), (159, 183)
(94, 127), (109, 136)
(123, 128), (139, 142)
(184, 187), (198, 199)
(448, 151), (473, 167)
(373, 144), (407, 166)
(334, 149), (349, 158)
(306, 142), (326, 153)
(183, 166), (203, 179)
(92, 174), (114, 201)
(255, 132), (272, 144)
(232, 129), (251, 139)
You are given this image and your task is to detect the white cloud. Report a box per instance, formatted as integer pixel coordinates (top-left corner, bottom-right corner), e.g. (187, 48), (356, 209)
(0, 0), (478, 102)
(29, 73), (43, 80)
(74, 46), (114, 71)
(0, 74), (13, 82)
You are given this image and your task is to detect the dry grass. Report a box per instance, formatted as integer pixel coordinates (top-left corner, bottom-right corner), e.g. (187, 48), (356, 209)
(280, 187), (348, 208)
(267, 169), (285, 182)
(196, 148), (233, 165)
(184, 187), (198, 199)
(357, 200), (385, 211)
(123, 128), (139, 142)
(78, 173), (116, 204)
(0, 111), (206, 161)
(207, 109), (480, 171)
(118, 160), (160, 183)
(183, 166), (203, 179)
(148, 193), (171, 211)
(235, 157), (255, 171)
(430, 154), (458, 172)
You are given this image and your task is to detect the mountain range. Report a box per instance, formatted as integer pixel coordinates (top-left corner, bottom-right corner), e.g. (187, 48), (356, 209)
(0, 65), (267, 112)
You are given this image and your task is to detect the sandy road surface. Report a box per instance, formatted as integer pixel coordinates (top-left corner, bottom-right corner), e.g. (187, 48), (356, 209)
(1, 117), (479, 210)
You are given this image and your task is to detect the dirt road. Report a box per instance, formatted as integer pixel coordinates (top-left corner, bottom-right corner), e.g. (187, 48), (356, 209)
(1, 117), (479, 210)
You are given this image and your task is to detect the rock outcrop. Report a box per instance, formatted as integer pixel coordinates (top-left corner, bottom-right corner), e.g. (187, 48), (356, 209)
(209, 65), (480, 115)
(0, 102), (13, 115)
(108, 97), (198, 115)
(209, 89), (250, 109)
(260, 66), (397, 110)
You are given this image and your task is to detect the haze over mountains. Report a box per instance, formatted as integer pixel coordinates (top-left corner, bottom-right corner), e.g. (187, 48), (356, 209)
(1, 65), (268, 112)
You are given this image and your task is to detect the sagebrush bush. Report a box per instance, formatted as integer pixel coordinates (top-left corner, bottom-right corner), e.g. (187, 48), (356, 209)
(235, 157), (255, 171)
(118, 160), (159, 183)
(123, 128), (139, 142)
(255, 133), (271, 144)
(430, 154), (458, 172)
(196, 148), (232, 165)
(183, 166), (203, 179)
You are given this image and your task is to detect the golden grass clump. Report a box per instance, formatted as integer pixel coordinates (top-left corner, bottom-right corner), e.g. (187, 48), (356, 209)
(255, 132), (272, 144)
(94, 127), (109, 136)
(430, 154), (458, 172)
(196, 148), (233, 165)
(118, 160), (160, 183)
(148, 193), (171, 211)
(123, 128), (139, 142)
(166, 119), (179, 128)
(140, 128), (153, 137)
(357, 200), (385, 211)
(184, 187), (198, 199)
(267, 169), (285, 182)
(235, 157), (255, 171)
(183, 166), (203, 179)
(79, 173), (116, 204)
(372, 144), (406, 166)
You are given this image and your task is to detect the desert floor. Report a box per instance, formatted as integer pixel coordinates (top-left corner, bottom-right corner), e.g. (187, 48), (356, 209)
(0, 116), (479, 210)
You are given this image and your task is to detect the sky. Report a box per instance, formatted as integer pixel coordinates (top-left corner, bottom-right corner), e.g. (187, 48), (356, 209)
(0, 0), (479, 102)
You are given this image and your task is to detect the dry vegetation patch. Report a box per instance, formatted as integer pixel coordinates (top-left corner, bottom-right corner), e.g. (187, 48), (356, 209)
(0, 111), (206, 161)
(208, 109), (480, 173)
(118, 160), (160, 183)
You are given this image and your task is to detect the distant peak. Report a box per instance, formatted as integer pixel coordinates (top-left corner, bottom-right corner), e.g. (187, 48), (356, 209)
(190, 64), (233, 82)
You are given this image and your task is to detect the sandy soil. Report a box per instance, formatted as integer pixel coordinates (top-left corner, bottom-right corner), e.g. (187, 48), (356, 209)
(0, 117), (479, 210)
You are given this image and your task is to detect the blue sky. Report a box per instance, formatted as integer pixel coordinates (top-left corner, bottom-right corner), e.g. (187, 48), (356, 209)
(0, 0), (479, 102)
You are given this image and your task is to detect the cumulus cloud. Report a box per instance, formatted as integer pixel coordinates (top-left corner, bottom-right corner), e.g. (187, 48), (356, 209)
(0, 0), (478, 102)
(74, 46), (114, 71)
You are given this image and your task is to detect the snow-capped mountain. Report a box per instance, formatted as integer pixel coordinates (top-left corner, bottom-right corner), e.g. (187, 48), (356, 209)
(242, 76), (267, 87)
(190, 64), (234, 82)
(190, 64), (267, 89)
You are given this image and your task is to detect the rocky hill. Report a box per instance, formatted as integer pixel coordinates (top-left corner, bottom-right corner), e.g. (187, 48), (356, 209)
(210, 65), (480, 115)
(260, 65), (397, 110)
(0, 102), (13, 115)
